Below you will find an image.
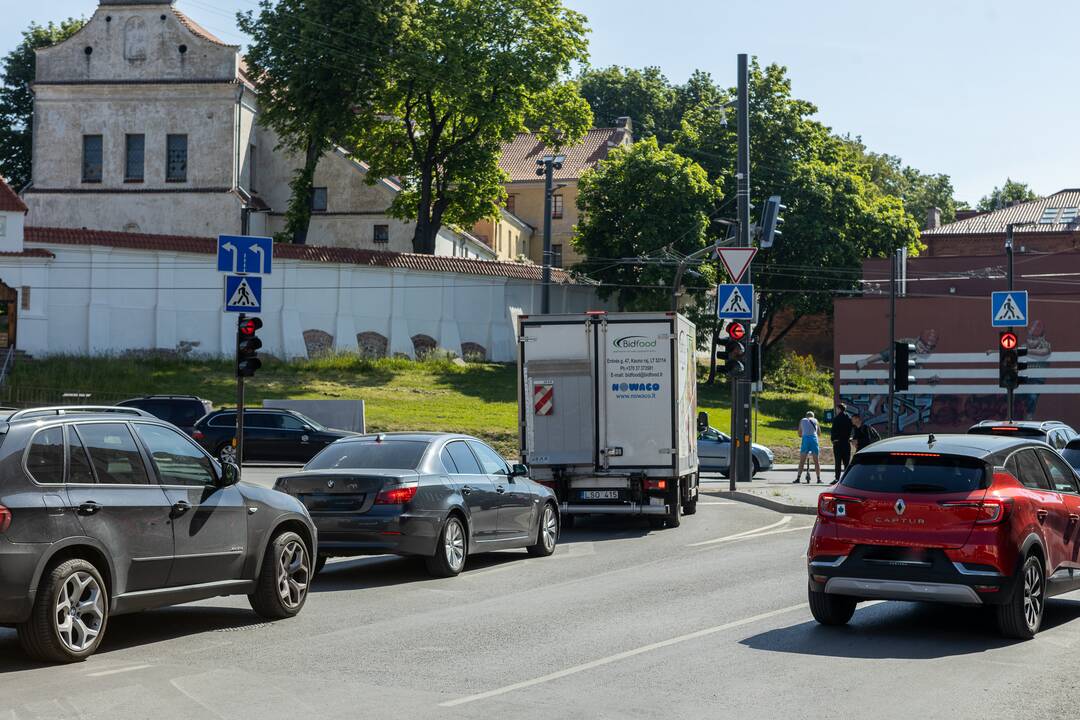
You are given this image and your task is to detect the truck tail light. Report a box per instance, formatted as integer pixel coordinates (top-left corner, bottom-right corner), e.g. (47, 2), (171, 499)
(0, 504), (10, 533)
(818, 493), (861, 518)
(374, 482), (419, 505)
(644, 479), (667, 491)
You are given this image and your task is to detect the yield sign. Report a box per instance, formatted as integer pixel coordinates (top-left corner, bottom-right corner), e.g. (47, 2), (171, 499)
(716, 247), (757, 282)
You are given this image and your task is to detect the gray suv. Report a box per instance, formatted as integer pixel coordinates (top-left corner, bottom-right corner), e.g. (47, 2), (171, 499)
(0, 407), (316, 662)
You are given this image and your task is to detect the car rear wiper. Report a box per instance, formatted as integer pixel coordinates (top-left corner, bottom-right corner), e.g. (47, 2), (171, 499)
(900, 483), (950, 493)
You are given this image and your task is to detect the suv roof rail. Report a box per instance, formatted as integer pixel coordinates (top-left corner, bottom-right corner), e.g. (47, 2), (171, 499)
(121, 395), (205, 401)
(6, 406), (154, 421)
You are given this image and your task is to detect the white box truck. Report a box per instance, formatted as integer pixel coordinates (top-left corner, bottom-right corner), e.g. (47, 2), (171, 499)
(517, 311), (700, 528)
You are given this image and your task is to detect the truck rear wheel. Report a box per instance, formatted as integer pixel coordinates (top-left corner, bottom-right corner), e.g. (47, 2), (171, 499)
(682, 473), (698, 515)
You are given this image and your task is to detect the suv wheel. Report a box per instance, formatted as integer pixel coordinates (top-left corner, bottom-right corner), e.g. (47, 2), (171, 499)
(997, 554), (1045, 639)
(217, 443), (238, 464)
(808, 583), (856, 626)
(19, 559), (108, 663)
(249, 530), (311, 619)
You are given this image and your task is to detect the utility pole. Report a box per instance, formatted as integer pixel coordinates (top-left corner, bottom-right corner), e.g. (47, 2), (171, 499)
(1005, 224), (1015, 421)
(536, 154), (564, 314)
(731, 53), (753, 490)
(887, 251), (897, 437)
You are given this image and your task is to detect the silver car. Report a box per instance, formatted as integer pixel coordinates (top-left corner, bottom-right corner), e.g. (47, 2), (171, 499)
(697, 426), (774, 476)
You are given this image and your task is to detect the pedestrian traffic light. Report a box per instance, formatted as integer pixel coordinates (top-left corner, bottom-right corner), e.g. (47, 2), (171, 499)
(236, 314), (263, 378)
(759, 195), (785, 249)
(722, 337), (746, 376)
(748, 341), (762, 385)
(998, 331), (1028, 389)
(893, 341), (916, 392)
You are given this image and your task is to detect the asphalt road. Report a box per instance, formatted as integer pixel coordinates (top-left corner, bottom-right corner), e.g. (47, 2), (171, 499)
(3, 469), (1080, 719)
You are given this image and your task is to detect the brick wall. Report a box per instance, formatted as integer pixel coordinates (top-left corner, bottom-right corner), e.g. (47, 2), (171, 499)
(766, 308), (833, 366)
(925, 231), (1080, 257)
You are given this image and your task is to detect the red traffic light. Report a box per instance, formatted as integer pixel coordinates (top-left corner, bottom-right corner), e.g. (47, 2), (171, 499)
(728, 322), (746, 341)
(239, 317), (263, 337)
(1000, 331), (1017, 350)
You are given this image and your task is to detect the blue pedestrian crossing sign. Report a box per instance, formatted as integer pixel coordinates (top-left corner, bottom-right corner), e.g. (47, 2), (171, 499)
(717, 283), (754, 320)
(991, 290), (1028, 327)
(217, 235), (273, 275)
(225, 275), (262, 313)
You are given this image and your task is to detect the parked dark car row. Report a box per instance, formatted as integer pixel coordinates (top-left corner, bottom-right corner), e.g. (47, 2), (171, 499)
(0, 407), (559, 664)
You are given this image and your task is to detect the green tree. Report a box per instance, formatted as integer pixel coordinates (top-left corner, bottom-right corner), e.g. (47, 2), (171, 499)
(0, 18), (85, 189)
(977, 178), (1039, 212)
(574, 137), (722, 312)
(352, 0), (592, 254)
(842, 140), (959, 227)
(577, 66), (676, 142)
(238, 0), (404, 244)
(675, 61), (920, 351)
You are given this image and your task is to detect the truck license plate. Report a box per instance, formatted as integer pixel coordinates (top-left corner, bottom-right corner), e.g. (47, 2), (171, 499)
(582, 490), (619, 500)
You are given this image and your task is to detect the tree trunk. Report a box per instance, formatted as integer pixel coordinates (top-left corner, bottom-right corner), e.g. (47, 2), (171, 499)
(288, 139), (322, 245)
(411, 163), (437, 254)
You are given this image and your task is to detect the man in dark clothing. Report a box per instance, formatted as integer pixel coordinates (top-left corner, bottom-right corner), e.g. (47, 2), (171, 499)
(830, 403), (853, 483)
(852, 413), (880, 451)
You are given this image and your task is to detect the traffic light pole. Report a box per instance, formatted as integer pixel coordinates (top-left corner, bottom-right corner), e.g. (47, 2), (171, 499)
(888, 251), (897, 437)
(1006, 229), (1015, 421)
(731, 53), (754, 490)
(235, 314), (246, 475)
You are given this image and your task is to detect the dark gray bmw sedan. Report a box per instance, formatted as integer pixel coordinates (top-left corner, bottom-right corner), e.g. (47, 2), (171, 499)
(0, 407), (316, 663)
(274, 433), (560, 577)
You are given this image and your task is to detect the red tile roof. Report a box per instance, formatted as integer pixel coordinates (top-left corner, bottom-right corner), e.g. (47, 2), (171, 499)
(499, 128), (632, 183)
(24, 226), (574, 283)
(0, 177), (28, 213)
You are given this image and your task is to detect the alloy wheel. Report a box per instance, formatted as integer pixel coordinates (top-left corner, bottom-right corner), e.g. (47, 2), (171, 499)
(1024, 560), (1043, 631)
(219, 444), (238, 464)
(542, 506), (557, 551)
(444, 519), (466, 572)
(54, 571), (105, 653)
(276, 540), (310, 610)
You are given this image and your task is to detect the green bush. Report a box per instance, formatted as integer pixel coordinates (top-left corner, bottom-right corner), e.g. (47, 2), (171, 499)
(768, 351), (833, 397)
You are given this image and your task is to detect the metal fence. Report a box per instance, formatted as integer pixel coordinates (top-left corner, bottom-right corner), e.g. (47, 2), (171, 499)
(0, 385), (131, 409)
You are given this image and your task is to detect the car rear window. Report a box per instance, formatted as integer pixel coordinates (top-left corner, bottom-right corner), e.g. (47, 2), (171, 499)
(968, 426), (1047, 440)
(841, 452), (989, 494)
(1062, 446), (1080, 471)
(120, 399), (206, 427)
(305, 440), (428, 471)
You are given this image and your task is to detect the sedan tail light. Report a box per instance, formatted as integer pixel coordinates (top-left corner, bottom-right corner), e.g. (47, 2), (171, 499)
(0, 504), (11, 533)
(375, 482), (419, 505)
(818, 493), (862, 518)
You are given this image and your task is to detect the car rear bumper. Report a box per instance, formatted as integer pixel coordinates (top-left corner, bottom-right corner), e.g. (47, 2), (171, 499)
(311, 510), (441, 558)
(808, 547), (1016, 606)
(0, 542), (45, 623)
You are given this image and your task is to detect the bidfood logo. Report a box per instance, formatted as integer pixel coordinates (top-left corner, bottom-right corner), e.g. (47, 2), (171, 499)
(612, 383), (662, 392)
(612, 335), (657, 350)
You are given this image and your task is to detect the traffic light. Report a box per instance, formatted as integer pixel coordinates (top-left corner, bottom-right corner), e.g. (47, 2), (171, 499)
(748, 341), (762, 385)
(759, 195), (785, 249)
(998, 331), (1028, 390)
(893, 341), (916, 392)
(236, 314), (263, 378)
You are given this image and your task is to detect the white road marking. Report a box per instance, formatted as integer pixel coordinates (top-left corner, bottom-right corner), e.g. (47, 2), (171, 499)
(698, 501), (737, 506)
(86, 664), (152, 677)
(440, 603), (807, 707)
(687, 516), (792, 547)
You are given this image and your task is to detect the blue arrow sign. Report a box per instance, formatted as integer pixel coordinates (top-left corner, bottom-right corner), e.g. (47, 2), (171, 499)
(217, 235), (273, 275)
(991, 290), (1028, 327)
(224, 275), (262, 313)
(717, 283), (754, 320)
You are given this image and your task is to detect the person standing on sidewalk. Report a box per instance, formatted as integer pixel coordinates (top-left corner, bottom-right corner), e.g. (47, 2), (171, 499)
(852, 413), (880, 451)
(794, 411), (822, 484)
(830, 402), (853, 484)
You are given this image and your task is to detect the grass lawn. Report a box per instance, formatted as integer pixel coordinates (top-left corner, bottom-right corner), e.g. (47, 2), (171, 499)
(7, 355), (831, 461)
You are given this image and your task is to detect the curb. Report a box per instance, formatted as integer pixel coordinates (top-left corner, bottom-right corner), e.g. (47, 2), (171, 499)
(709, 490), (817, 516)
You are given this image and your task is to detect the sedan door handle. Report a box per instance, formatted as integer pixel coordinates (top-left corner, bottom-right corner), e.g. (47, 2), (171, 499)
(77, 501), (102, 516)
(495, 485), (506, 494)
(461, 485), (472, 496)
(172, 500), (193, 516)
(1037, 509), (1049, 523)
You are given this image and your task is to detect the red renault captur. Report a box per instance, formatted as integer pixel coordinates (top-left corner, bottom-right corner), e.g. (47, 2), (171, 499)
(808, 434), (1080, 639)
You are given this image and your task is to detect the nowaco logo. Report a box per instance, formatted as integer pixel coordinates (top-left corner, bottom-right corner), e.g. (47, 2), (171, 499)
(612, 383), (661, 392)
(613, 335), (657, 350)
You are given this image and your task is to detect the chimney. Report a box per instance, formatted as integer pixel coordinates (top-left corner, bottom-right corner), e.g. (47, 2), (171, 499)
(925, 206), (941, 231)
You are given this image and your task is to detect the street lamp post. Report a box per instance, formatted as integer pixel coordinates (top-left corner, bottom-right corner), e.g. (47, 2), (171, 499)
(536, 154), (565, 314)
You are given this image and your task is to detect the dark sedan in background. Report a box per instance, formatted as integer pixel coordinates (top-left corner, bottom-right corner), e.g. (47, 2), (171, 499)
(192, 408), (355, 463)
(274, 433), (560, 577)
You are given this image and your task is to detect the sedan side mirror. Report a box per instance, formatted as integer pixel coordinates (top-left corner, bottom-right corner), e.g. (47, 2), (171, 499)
(697, 411), (709, 434)
(219, 461), (241, 488)
(510, 463), (529, 478)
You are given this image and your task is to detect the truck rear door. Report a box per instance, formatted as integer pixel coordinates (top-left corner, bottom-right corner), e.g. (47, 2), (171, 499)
(599, 319), (674, 470)
(522, 359), (594, 466)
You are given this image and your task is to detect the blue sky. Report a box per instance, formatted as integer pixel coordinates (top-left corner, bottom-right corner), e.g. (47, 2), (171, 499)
(5, 0), (1078, 204)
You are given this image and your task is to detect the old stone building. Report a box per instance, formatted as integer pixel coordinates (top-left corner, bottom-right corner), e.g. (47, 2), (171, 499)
(24, 0), (493, 259)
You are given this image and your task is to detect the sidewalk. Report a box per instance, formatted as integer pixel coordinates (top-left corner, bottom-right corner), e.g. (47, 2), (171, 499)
(703, 468), (839, 515)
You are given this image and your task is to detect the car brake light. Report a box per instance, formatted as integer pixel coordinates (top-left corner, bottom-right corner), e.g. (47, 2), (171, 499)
(375, 482), (419, 505)
(644, 479), (667, 491)
(991, 427), (1019, 431)
(940, 497), (1012, 525)
(191, 430), (205, 440)
(818, 493), (862, 518)
(0, 504), (10, 533)
(889, 452), (941, 457)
